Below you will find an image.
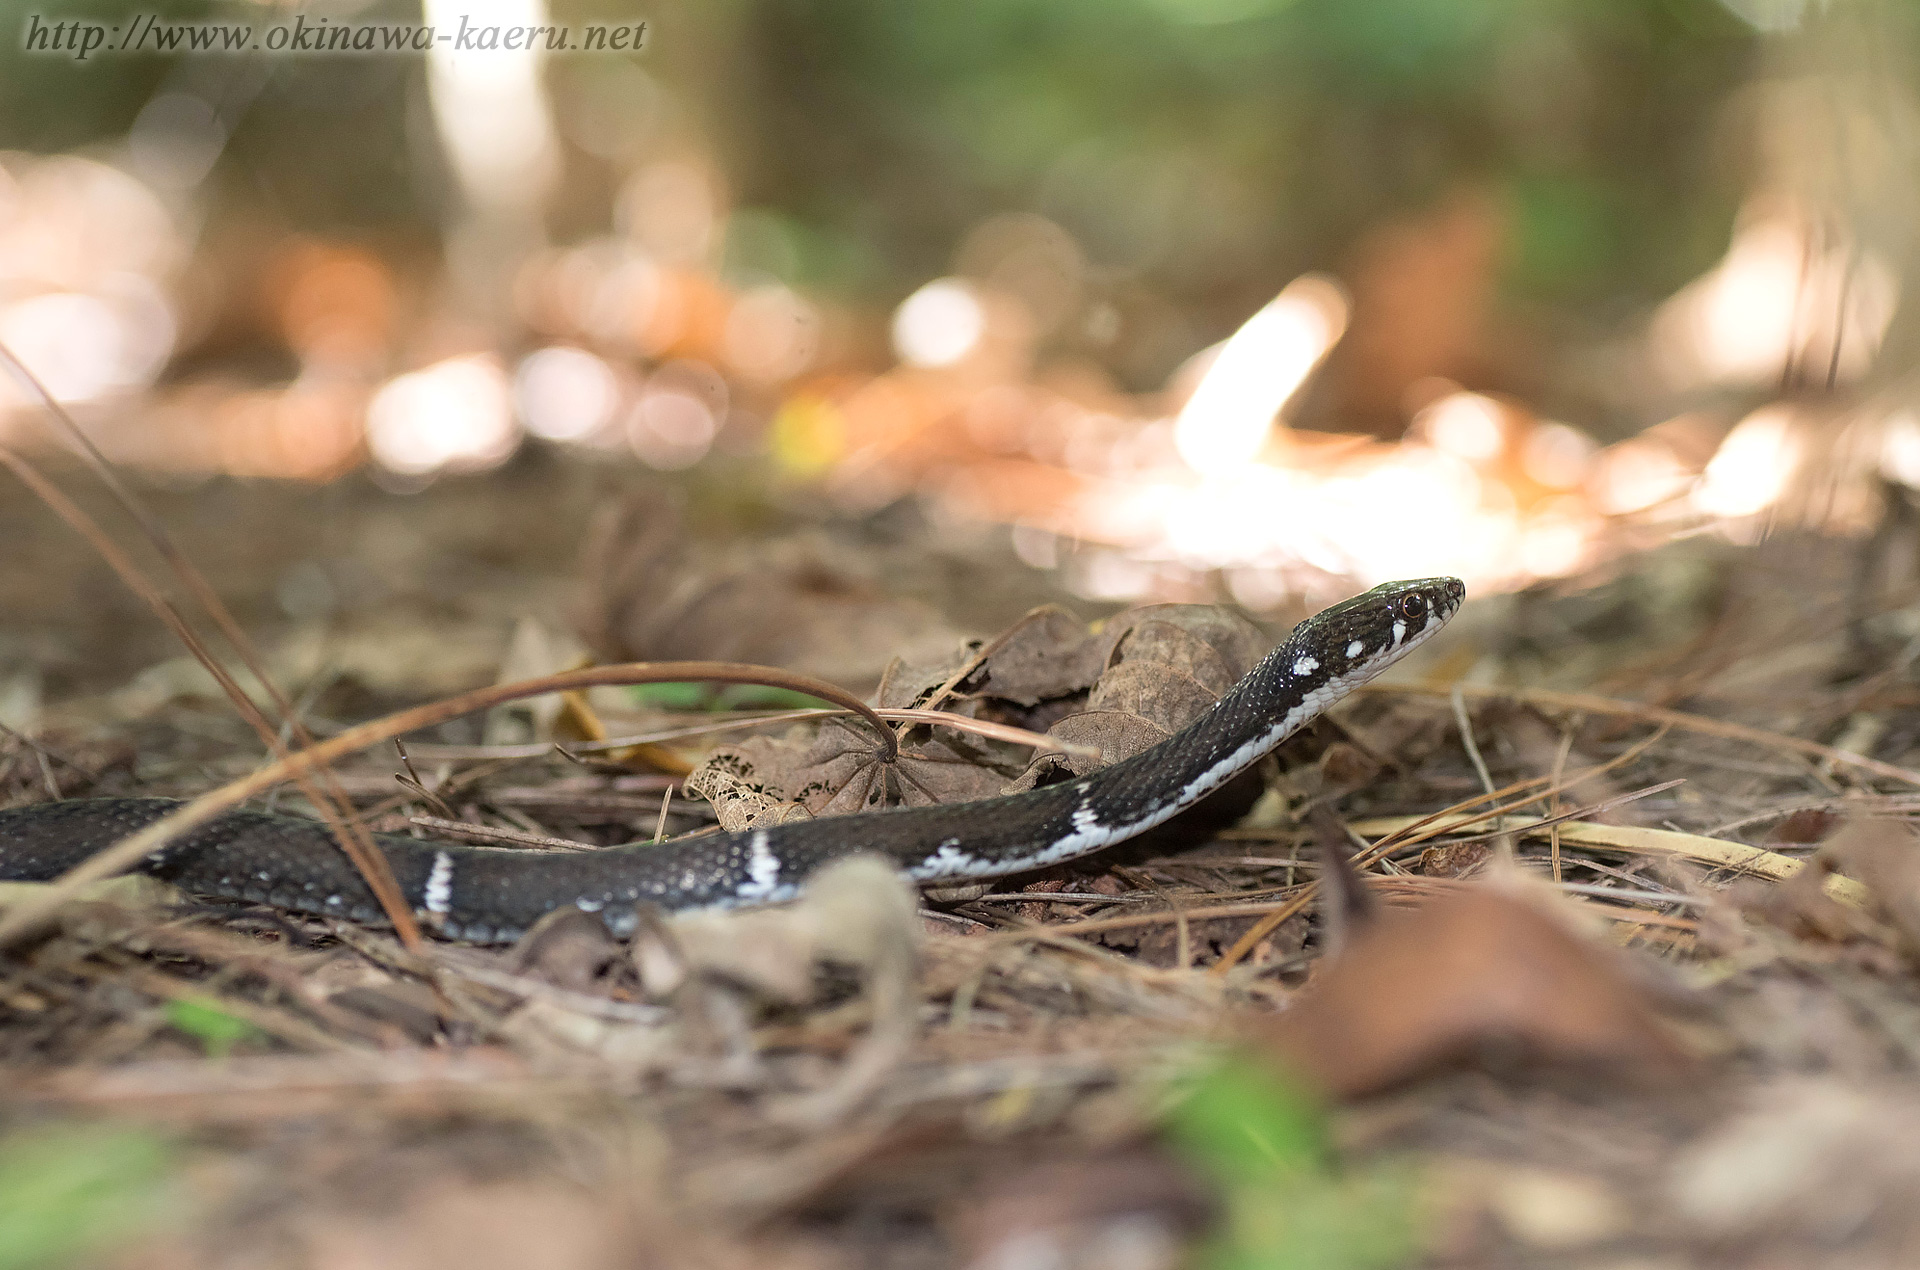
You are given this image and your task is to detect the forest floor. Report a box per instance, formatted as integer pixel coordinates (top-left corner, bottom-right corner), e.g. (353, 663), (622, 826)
(6, 457), (1920, 1270)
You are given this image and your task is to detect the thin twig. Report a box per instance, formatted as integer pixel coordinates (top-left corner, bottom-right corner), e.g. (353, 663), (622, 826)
(371, 705), (1099, 763)
(0, 349), (422, 946)
(0, 445), (423, 945)
(653, 784), (674, 843)
(404, 816), (596, 852)
(1451, 686), (1496, 798)
(1363, 682), (1920, 789)
(1548, 720), (1577, 884)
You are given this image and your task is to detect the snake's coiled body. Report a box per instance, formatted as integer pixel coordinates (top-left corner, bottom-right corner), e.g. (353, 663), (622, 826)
(0, 579), (1462, 942)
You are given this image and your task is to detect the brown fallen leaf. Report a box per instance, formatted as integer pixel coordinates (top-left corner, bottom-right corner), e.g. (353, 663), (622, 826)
(685, 600), (1267, 826)
(1803, 818), (1920, 957)
(972, 604), (1107, 706)
(688, 717), (1016, 832)
(1246, 884), (1694, 1098)
(1086, 660), (1219, 740)
(509, 907), (623, 994)
(1418, 840), (1493, 879)
(1096, 604), (1266, 694)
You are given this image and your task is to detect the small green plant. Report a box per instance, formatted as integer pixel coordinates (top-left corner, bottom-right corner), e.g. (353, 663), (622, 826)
(0, 1125), (174, 1270)
(1165, 1055), (1421, 1270)
(163, 998), (259, 1057)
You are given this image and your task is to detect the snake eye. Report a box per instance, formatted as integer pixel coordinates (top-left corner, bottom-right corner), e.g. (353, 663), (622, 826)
(1397, 594), (1426, 619)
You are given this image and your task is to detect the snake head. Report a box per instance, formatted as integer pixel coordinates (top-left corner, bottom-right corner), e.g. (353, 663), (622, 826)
(1299, 576), (1465, 680)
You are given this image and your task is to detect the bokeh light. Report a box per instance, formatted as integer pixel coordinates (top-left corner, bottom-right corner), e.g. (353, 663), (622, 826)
(1523, 422), (1599, 490)
(892, 279), (987, 369)
(1418, 391), (1507, 464)
(628, 360), (727, 469)
(515, 346), (622, 442)
(1653, 207), (1898, 388)
(366, 355), (520, 477)
(723, 284), (820, 385)
(0, 153), (180, 411)
(1695, 406), (1802, 518)
(1172, 275), (1347, 476)
(1593, 437), (1695, 515)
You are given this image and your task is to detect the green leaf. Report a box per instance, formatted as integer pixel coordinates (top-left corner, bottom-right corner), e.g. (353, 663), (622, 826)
(1165, 1054), (1330, 1182)
(0, 1126), (173, 1270)
(164, 998), (259, 1057)
(1165, 1054), (1422, 1270)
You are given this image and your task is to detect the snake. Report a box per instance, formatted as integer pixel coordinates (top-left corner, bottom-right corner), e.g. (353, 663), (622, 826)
(0, 578), (1462, 943)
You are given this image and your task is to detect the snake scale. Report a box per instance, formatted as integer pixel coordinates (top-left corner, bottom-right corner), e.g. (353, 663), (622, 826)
(0, 578), (1462, 943)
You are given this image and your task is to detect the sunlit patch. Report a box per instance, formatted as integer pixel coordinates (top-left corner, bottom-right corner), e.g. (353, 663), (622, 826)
(366, 355), (520, 477)
(1694, 405), (1802, 518)
(1880, 412), (1920, 489)
(1172, 274), (1347, 476)
(892, 278), (986, 368)
(1653, 204), (1897, 388)
(0, 286), (174, 405)
(1523, 421), (1599, 490)
(1519, 499), (1599, 577)
(423, 0), (558, 213)
(1592, 437), (1694, 515)
(1418, 392), (1506, 464)
(515, 346), (621, 442)
(0, 152), (182, 413)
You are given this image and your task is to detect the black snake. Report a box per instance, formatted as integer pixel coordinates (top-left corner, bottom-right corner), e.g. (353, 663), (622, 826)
(0, 578), (1463, 942)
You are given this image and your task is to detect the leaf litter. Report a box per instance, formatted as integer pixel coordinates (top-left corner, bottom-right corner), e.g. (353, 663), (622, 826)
(9, 477), (1920, 1266)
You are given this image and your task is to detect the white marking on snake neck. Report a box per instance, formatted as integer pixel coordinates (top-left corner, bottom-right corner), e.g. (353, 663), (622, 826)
(1293, 655), (1318, 675)
(1072, 806), (1101, 832)
(736, 829), (782, 900)
(1345, 640), (1363, 658)
(423, 851), (454, 915)
(920, 842), (980, 877)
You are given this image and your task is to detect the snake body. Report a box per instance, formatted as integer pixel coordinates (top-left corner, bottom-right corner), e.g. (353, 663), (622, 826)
(0, 578), (1462, 942)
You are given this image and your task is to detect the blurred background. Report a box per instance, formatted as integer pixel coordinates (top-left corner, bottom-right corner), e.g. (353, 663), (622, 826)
(3, 0), (1918, 610)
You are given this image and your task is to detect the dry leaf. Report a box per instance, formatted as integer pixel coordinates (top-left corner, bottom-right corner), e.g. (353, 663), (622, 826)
(1419, 841), (1493, 878)
(1805, 818), (1920, 956)
(1246, 886), (1692, 1097)
(973, 604), (1106, 705)
(1097, 604), (1266, 689)
(686, 599), (1266, 825)
(509, 907), (623, 994)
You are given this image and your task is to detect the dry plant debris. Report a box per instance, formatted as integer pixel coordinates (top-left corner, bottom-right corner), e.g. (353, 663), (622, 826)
(687, 600), (1264, 829)
(13, 514), (1920, 1266)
